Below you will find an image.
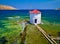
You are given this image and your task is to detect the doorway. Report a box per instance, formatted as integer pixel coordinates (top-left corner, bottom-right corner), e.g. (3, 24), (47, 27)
(35, 19), (37, 23)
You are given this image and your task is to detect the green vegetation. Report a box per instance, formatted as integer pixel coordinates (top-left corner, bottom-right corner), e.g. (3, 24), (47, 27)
(39, 23), (60, 37)
(0, 16), (60, 44)
(26, 24), (50, 44)
(0, 16), (22, 44)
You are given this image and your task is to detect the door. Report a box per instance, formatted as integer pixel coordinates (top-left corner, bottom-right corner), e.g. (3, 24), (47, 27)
(35, 19), (37, 23)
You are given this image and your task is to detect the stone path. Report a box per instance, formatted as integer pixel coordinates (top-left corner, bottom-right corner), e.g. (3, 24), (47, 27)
(35, 24), (57, 44)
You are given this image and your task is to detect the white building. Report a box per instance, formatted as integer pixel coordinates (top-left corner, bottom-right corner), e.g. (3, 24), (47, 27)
(29, 10), (41, 24)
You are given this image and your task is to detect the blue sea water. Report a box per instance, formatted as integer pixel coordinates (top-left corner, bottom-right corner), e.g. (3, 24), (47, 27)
(0, 10), (60, 24)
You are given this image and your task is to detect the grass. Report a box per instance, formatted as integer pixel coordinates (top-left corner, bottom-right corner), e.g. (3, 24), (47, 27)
(0, 16), (60, 44)
(0, 17), (23, 44)
(39, 23), (60, 37)
(26, 24), (50, 44)
(0, 16), (29, 44)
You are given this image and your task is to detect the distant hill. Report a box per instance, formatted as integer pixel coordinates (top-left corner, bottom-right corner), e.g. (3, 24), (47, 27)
(56, 8), (60, 10)
(0, 5), (16, 10)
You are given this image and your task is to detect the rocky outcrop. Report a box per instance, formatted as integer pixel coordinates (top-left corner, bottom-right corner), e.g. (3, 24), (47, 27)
(0, 5), (16, 10)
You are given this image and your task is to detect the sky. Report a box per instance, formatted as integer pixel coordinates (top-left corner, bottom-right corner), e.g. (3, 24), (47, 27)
(0, 0), (60, 9)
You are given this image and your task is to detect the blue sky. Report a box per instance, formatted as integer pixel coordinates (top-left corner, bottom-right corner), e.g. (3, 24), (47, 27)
(0, 0), (60, 9)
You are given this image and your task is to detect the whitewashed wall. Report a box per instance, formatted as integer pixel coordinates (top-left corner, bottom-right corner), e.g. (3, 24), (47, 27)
(30, 13), (41, 24)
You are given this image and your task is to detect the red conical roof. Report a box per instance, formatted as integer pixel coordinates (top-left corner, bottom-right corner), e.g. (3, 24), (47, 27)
(30, 9), (40, 14)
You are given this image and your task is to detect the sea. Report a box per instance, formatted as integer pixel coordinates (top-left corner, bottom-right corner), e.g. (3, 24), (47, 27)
(0, 10), (60, 24)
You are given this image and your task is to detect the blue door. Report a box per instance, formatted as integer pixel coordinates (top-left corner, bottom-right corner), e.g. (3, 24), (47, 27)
(35, 19), (37, 23)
